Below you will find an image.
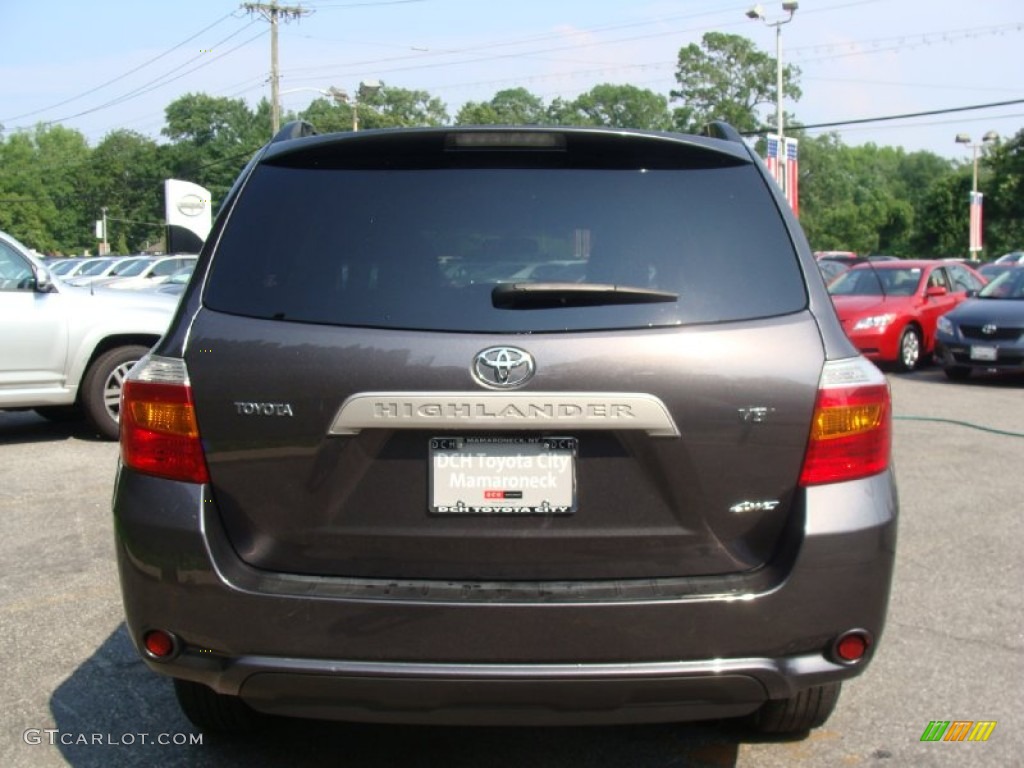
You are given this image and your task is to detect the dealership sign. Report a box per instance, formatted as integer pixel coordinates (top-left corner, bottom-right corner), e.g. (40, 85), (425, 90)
(164, 179), (212, 254)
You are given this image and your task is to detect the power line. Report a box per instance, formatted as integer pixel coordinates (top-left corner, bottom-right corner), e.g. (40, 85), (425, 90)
(306, 0), (428, 8)
(832, 112), (1024, 136)
(780, 98), (1024, 134)
(0, 12), (238, 123)
(42, 25), (266, 126)
(272, 14), (1022, 107)
(789, 22), (1024, 64)
(242, 3), (314, 134)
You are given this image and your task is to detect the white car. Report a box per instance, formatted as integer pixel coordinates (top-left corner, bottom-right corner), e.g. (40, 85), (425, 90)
(0, 229), (178, 439)
(94, 255), (197, 291)
(63, 255), (151, 287)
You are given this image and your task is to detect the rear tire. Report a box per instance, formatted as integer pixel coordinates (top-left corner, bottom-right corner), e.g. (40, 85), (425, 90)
(80, 345), (149, 440)
(895, 327), (922, 372)
(751, 682), (841, 735)
(173, 679), (260, 733)
(944, 366), (971, 381)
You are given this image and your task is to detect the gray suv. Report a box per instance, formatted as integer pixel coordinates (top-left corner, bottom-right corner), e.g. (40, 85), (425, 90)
(0, 230), (176, 439)
(113, 123), (898, 735)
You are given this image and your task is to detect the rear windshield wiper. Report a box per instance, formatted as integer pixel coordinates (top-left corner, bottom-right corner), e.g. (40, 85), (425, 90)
(492, 282), (678, 310)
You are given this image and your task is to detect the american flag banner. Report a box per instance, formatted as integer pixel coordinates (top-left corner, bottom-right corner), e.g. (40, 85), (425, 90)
(969, 191), (983, 253)
(785, 138), (799, 217)
(765, 134), (781, 186)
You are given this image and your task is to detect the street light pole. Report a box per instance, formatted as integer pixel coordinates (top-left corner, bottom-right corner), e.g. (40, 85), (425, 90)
(333, 80), (382, 132)
(354, 80), (381, 132)
(746, 2), (798, 145)
(955, 131), (998, 259)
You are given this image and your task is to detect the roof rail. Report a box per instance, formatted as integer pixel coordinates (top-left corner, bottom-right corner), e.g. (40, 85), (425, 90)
(272, 120), (317, 144)
(701, 121), (743, 143)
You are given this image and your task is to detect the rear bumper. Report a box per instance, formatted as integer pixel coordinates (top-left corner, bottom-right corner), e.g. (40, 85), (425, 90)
(113, 467), (898, 725)
(214, 657), (841, 725)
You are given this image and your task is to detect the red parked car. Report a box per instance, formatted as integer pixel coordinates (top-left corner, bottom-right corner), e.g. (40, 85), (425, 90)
(828, 260), (986, 371)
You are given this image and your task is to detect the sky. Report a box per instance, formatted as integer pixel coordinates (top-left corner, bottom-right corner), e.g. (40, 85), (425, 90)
(1, 0), (1021, 159)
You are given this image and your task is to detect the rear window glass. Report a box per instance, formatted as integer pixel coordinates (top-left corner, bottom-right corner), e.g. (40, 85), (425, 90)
(205, 164), (806, 332)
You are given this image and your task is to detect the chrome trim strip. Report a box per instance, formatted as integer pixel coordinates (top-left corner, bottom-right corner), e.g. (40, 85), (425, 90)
(328, 393), (680, 437)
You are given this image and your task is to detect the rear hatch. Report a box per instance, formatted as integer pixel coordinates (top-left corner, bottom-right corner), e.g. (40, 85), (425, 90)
(188, 128), (823, 581)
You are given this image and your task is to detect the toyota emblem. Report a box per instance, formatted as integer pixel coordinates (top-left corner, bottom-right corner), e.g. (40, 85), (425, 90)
(472, 347), (535, 389)
(981, 324), (997, 335)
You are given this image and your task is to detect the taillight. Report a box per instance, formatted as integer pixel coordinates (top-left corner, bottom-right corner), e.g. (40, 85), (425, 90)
(799, 358), (891, 486)
(120, 355), (209, 484)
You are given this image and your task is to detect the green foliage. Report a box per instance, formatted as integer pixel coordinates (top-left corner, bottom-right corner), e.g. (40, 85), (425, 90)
(456, 88), (548, 125)
(548, 84), (672, 130)
(162, 93), (268, 205)
(87, 130), (170, 253)
(798, 133), (955, 257)
(985, 129), (1024, 254)
(670, 32), (800, 134)
(300, 84), (449, 132)
(0, 125), (92, 253)
(913, 173), (970, 256)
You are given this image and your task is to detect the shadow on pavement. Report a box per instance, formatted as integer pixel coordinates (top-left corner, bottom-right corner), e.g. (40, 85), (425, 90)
(0, 410), (105, 446)
(49, 625), (748, 768)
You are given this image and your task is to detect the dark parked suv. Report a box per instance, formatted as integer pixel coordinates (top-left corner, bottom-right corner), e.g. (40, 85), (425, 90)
(113, 123), (898, 735)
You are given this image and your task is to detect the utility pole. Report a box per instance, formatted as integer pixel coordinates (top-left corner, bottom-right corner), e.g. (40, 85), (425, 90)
(242, 2), (312, 135)
(101, 207), (109, 255)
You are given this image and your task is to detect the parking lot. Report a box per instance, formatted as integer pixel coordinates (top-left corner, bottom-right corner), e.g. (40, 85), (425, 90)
(2, 368), (1021, 768)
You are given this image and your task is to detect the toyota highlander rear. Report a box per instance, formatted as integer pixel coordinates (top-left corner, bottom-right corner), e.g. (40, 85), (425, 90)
(114, 124), (897, 734)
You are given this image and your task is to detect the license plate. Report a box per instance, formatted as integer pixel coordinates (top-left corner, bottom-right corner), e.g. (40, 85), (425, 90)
(970, 345), (998, 361)
(429, 437), (577, 515)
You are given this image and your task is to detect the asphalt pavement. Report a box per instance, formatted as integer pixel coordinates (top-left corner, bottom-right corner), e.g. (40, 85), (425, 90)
(1, 367), (1021, 767)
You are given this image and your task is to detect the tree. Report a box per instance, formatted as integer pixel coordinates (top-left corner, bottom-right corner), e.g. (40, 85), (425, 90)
(162, 94), (268, 205)
(797, 133), (954, 256)
(670, 32), (800, 134)
(984, 129), (1024, 254)
(362, 85), (448, 129)
(0, 125), (92, 253)
(548, 84), (672, 130)
(87, 130), (170, 252)
(456, 88), (547, 125)
(913, 173), (971, 256)
(301, 84), (448, 132)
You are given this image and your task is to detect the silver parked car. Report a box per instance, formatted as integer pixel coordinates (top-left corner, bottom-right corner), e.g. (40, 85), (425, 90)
(92, 255), (198, 291)
(0, 230), (177, 439)
(114, 123), (898, 735)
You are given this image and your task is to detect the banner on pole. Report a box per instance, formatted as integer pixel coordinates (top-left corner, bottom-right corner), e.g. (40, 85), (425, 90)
(763, 134), (799, 217)
(969, 191), (983, 253)
(785, 138), (799, 217)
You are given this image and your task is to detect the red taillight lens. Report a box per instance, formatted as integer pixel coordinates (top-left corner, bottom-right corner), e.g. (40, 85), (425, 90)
(800, 359), (891, 486)
(143, 629), (177, 659)
(120, 357), (209, 484)
(835, 631), (871, 663)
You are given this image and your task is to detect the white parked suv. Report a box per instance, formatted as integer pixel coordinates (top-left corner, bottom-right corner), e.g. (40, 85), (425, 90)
(0, 229), (178, 439)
